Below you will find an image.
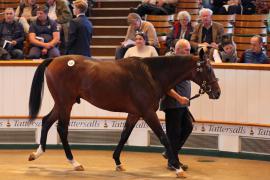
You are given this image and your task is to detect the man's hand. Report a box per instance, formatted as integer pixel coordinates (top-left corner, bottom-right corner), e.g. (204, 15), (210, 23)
(11, 40), (17, 46)
(43, 43), (53, 49)
(210, 42), (219, 49)
(177, 96), (190, 105)
(41, 48), (48, 55)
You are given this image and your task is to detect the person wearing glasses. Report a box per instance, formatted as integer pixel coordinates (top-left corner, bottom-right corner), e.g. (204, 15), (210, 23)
(166, 11), (193, 52)
(115, 13), (159, 60)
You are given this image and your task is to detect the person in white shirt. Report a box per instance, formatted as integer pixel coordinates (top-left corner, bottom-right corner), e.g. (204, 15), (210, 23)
(124, 31), (158, 58)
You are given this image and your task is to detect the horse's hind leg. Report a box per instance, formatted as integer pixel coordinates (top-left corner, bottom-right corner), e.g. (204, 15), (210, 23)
(29, 107), (58, 161)
(57, 106), (84, 171)
(143, 111), (186, 178)
(113, 113), (139, 171)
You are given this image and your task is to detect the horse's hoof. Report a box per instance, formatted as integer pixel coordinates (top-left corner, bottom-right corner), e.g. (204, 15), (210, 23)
(116, 165), (126, 171)
(28, 153), (36, 161)
(74, 165), (84, 171)
(176, 171), (187, 178)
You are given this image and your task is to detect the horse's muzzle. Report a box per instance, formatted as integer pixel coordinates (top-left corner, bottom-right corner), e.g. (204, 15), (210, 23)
(210, 90), (221, 99)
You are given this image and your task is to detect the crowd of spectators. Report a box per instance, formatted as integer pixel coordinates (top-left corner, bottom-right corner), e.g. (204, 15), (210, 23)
(0, 0), (269, 63)
(125, 2), (270, 63)
(0, 0), (93, 60)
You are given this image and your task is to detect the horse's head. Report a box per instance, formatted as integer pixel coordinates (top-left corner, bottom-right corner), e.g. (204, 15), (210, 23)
(192, 49), (221, 99)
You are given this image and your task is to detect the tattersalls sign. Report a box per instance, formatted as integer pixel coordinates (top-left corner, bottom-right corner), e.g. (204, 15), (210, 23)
(0, 119), (270, 139)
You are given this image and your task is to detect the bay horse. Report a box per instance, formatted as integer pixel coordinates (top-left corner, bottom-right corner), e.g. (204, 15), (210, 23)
(28, 51), (220, 178)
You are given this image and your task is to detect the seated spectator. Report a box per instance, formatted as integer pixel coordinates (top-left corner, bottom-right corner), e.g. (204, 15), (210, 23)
(240, 35), (269, 64)
(133, 0), (177, 18)
(217, 0), (242, 14)
(166, 11), (193, 52)
(115, 13), (159, 60)
(124, 31), (158, 58)
(15, 0), (39, 33)
(28, 5), (60, 59)
(241, 0), (256, 14)
(66, 0), (93, 57)
(210, 37), (237, 63)
(190, 8), (224, 54)
(0, 8), (25, 60)
(211, 0), (227, 14)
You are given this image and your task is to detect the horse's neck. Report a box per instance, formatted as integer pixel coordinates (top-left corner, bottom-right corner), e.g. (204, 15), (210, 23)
(144, 56), (196, 94)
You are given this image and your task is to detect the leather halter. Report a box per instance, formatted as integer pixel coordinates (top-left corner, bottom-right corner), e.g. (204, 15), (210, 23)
(189, 60), (219, 101)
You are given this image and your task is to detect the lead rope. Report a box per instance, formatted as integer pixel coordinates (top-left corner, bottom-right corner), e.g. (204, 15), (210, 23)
(189, 88), (205, 101)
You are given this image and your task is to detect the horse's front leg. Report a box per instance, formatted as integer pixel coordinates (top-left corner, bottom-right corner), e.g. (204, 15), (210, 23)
(143, 111), (186, 178)
(57, 115), (84, 171)
(29, 108), (57, 161)
(113, 113), (139, 171)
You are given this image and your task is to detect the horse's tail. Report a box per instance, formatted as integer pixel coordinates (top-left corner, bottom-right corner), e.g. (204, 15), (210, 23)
(29, 59), (53, 122)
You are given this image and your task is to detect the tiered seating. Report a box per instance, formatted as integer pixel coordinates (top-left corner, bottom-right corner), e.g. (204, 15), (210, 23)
(0, 0), (19, 12)
(176, 0), (201, 15)
(212, 15), (236, 35)
(232, 14), (268, 57)
(234, 14), (268, 36)
(145, 14), (174, 55)
(145, 14), (174, 35)
(90, 0), (141, 58)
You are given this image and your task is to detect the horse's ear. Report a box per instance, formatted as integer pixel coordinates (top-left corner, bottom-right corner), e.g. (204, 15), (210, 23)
(199, 48), (205, 61)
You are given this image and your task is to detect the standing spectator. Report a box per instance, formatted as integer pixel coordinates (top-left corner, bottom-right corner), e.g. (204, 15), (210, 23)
(66, 0), (93, 57)
(124, 31), (158, 58)
(68, 0), (95, 17)
(15, 0), (39, 33)
(115, 13), (159, 60)
(190, 8), (224, 54)
(240, 35), (269, 64)
(160, 39), (193, 171)
(0, 8), (25, 60)
(46, 0), (73, 54)
(166, 11), (193, 52)
(28, 5), (60, 59)
(133, 0), (177, 18)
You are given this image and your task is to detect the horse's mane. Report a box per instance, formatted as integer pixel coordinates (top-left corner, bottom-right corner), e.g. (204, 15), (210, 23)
(116, 55), (197, 96)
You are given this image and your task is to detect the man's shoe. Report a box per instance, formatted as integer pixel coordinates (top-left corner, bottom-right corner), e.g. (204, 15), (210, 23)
(167, 162), (188, 171)
(180, 162), (188, 171)
(162, 151), (168, 159)
(167, 163), (175, 171)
